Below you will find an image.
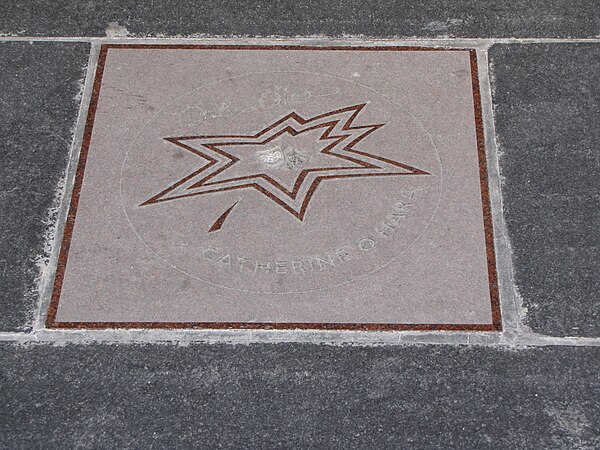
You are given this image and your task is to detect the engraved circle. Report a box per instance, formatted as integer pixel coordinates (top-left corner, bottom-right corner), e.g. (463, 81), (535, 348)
(120, 71), (443, 294)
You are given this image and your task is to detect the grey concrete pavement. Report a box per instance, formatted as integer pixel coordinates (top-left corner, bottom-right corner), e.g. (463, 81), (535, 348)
(0, 2), (599, 447)
(2, 342), (600, 449)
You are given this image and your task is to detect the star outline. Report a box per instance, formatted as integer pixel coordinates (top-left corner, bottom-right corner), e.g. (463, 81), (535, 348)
(140, 103), (430, 228)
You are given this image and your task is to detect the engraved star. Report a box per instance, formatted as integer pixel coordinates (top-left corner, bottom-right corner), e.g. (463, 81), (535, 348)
(141, 103), (429, 231)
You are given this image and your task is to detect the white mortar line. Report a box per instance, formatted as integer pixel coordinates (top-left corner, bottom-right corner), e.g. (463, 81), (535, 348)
(514, 335), (600, 347)
(2, 328), (600, 347)
(475, 49), (525, 344)
(32, 43), (102, 332)
(0, 36), (600, 44)
(0, 332), (35, 342)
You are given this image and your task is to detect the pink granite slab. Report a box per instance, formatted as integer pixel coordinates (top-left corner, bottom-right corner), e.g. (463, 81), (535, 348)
(47, 45), (501, 331)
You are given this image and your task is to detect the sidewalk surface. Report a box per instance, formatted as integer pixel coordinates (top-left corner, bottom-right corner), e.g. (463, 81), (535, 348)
(0, 2), (599, 448)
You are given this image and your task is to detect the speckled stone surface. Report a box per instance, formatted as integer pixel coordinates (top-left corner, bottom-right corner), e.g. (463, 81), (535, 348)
(1, 342), (599, 448)
(0, 42), (89, 332)
(0, 0), (599, 38)
(490, 44), (600, 337)
(49, 46), (499, 330)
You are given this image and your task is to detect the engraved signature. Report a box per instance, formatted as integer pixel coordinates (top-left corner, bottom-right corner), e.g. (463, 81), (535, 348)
(200, 188), (423, 276)
(178, 86), (341, 126)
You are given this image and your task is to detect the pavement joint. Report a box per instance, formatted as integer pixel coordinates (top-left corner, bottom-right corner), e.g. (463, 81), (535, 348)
(475, 48), (529, 339)
(2, 36), (600, 44)
(3, 328), (600, 347)
(32, 43), (100, 334)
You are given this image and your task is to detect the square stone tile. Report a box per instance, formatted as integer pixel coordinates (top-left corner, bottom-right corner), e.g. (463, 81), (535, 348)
(47, 44), (500, 331)
(490, 43), (600, 337)
(0, 41), (90, 332)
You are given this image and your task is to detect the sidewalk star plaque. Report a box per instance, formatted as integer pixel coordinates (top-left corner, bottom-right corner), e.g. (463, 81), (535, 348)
(47, 45), (501, 331)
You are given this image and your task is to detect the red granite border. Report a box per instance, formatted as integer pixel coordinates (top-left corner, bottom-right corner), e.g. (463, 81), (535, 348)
(468, 49), (502, 331)
(45, 44), (110, 329)
(46, 45), (502, 332)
